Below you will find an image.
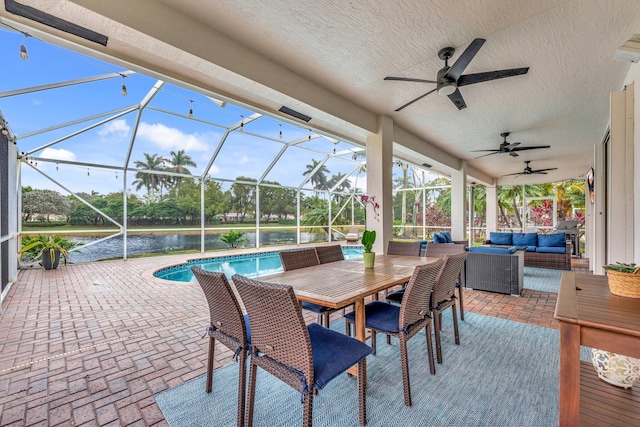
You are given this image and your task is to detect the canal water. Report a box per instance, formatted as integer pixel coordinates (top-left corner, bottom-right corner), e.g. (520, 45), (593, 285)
(66, 231), (331, 263)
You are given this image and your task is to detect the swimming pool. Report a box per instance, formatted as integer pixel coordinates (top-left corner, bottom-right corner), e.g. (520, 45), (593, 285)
(154, 246), (364, 282)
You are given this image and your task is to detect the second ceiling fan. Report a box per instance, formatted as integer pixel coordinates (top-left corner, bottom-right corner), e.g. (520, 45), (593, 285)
(385, 38), (529, 111)
(503, 161), (558, 177)
(473, 132), (550, 158)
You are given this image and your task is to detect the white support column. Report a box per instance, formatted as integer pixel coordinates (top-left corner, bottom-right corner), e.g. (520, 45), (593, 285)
(485, 184), (498, 235)
(366, 115), (393, 254)
(450, 162), (467, 241)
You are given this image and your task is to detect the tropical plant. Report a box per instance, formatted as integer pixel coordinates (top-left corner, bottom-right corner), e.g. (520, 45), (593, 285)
(603, 262), (639, 274)
(303, 159), (330, 190)
(168, 149), (197, 187)
(361, 230), (376, 253)
(18, 234), (81, 266)
(219, 230), (249, 248)
(132, 153), (167, 200)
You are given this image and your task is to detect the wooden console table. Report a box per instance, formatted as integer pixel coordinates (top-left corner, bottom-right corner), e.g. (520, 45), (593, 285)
(554, 272), (640, 426)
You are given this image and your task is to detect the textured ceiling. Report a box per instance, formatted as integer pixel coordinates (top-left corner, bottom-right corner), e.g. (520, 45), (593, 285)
(3, 0), (640, 185)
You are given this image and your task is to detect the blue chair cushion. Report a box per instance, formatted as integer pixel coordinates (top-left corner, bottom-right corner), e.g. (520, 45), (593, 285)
(433, 233), (446, 243)
(302, 301), (333, 313)
(418, 240), (428, 251)
(344, 301), (401, 333)
(489, 232), (513, 245)
(469, 246), (517, 255)
(244, 314), (252, 343)
(535, 246), (566, 254)
(525, 245), (537, 252)
(537, 232), (566, 247)
(385, 288), (405, 304)
(441, 231), (453, 243)
(512, 232), (537, 247)
(307, 323), (373, 390)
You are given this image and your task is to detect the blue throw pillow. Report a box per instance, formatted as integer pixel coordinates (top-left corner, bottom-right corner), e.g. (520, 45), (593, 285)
(433, 233), (445, 243)
(538, 233), (566, 247)
(469, 246), (517, 255)
(489, 232), (513, 245)
(441, 231), (453, 243)
(512, 232), (537, 247)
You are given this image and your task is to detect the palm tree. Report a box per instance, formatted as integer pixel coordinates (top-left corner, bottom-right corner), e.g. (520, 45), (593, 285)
(303, 159), (330, 190)
(132, 153), (167, 200)
(168, 150), (197, 188)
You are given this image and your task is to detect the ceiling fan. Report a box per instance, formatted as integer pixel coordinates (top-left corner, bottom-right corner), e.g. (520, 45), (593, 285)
(472, 132), (550, 158)
(384, 38), (529, 111)
(503, 161), (558, 177)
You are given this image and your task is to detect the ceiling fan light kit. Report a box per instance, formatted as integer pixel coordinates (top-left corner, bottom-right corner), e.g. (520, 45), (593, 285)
(472, 132), (550, 159)
(385, 38), (529, 111)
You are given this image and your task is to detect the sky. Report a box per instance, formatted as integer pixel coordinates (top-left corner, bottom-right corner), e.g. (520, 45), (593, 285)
(0, 26), (439, 197)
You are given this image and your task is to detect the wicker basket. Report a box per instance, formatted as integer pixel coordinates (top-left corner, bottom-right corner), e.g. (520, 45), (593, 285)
(607, 270), (640, 298)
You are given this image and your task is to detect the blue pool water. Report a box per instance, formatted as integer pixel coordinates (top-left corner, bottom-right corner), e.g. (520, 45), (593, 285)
(154, 246), (364, 282)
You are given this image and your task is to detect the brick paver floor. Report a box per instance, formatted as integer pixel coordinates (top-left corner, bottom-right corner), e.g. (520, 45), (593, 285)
(0, 253), (590, 426)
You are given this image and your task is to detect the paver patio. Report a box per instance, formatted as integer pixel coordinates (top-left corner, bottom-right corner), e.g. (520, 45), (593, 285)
(0, 251), (589, 426)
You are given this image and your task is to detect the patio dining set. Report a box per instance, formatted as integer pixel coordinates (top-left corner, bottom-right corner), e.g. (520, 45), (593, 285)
(192, 241), (468, 426)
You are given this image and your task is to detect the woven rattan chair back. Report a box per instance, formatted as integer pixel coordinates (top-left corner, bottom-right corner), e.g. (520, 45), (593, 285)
(191, 267), (248, 427)
(424, 242), (466, 258)
(279, 248), (320, 271)
(398, 260), (444, 328)
(232, 275), (314, 385)
(387, 241), (422, 256)
(432, 252), (468, 308)
(192, 267), (248, 351)
(315, 245), (345, 264)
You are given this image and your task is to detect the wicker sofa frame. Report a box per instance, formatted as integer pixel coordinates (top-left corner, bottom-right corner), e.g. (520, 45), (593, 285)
(483, 239), (572, 271)
(465, 249), (524, 296)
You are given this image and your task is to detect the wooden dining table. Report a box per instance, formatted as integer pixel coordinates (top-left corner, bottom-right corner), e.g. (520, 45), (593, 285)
(260, 254), (440, 374)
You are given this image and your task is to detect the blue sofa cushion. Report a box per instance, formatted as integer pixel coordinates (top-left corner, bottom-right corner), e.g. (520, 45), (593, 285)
(433, 233), (446, 243)
(469, 246), (517, 255)
(538, 233), (566, 247)
(489, 232), (513, 245)
(535, 246), (566, 254)
(307, 323), (373, 390)
(525, 245), (537, 252)
(512, 232), (537, 247)
(441, 231), (453, 243)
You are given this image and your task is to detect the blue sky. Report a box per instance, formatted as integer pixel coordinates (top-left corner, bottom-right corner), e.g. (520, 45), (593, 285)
(1, 26), (437, 197)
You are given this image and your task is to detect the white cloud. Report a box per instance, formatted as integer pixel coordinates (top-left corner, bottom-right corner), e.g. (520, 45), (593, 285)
(209, 164), (220, 175)
(41, 147), (76, 162)
(33, 99), (42, 106)
(238, 155), (249, 164)
(137, 122), (208, 152)
(98, 119), (130, 137)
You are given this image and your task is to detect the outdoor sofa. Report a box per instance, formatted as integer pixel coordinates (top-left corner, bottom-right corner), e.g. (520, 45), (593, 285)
(465, 246), (525, 296)
(483, 231), (571, 270)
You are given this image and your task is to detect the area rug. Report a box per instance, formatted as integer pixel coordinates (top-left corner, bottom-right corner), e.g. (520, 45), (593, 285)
(523, 267), (564, 293)
(156, 313), (560, 426)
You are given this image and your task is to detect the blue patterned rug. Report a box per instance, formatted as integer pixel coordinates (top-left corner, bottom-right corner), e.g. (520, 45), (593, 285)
(523, 267), (564, 293)
(156, 313), (561, 426)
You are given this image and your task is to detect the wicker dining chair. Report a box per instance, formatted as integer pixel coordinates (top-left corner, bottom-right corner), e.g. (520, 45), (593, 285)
(425, 242), (467, 320)
(279, 248), (337, 327)
(430, 252), (468, 365)
(232, 274), (374, 427)
(384, 240), (424, 302)
(386, 240), (423, 257)
(344, 259), (444, 407)
(315, 244), (345, 264)
(191, 267), (251, 427)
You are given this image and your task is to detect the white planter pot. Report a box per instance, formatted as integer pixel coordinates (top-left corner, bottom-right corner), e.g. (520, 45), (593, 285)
(591, 349), (640, 388)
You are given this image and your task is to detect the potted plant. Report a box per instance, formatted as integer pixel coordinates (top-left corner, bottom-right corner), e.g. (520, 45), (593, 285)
(19, 234), (81, 270)
(603, 262), (640, 298)
(219, 230), (249, 248)
(361, 230), (377, 268)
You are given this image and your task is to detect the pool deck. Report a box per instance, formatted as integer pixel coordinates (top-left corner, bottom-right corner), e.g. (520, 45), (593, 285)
(0, 246), (589, 426)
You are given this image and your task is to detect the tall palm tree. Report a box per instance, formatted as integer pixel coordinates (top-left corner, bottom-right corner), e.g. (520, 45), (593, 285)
(168, 150), (197, 188)
(303, 159), (330, 190)
(132, 153), (167, 200)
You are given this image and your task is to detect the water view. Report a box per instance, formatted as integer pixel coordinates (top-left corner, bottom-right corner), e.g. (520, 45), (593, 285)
(66, 231), (338, 263)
